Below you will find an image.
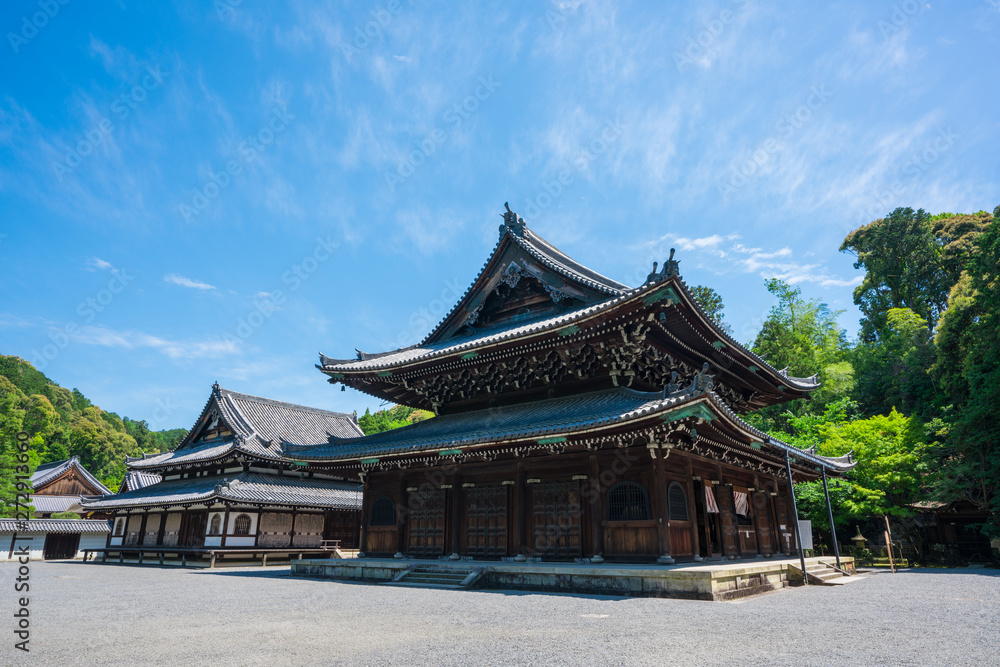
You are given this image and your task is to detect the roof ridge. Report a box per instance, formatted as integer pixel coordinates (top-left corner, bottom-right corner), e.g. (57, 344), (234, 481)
(218, 386), (357, 419)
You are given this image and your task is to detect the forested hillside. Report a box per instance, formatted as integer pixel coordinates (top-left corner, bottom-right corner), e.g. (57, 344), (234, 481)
(0, 355), (186, 514)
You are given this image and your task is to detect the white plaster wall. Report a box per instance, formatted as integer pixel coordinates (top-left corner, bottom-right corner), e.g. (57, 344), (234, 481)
(225, 537), (255, 547)
(1, 532), (108, 561)
(204, 536), (222, 547)
(109, 536), (123, 546)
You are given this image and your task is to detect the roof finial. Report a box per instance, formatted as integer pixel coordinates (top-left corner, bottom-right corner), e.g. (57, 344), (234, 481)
(212, 381), (221, 394)
(660, 248), (680, 278)
(500, 201), (526, 237)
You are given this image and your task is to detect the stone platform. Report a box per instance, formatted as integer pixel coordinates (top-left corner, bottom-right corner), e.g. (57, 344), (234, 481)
(292, 555), (856, 601)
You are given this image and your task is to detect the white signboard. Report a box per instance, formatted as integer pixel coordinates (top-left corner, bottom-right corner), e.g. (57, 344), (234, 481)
(797, 520), (813, 551)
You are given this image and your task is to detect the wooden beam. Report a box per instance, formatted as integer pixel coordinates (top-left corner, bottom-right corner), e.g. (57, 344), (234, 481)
(512, 459), (526, 557)
(359, 476), (372, 555)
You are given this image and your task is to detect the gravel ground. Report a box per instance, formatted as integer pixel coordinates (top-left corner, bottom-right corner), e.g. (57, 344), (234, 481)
(2, 561), (998, 666)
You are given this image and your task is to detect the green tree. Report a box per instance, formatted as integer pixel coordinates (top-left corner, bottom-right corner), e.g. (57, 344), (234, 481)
(689, 285), (730, 332)
(929, 207), (1000, 539)
(852, 307), (937, 419)
(841, 207), (952, 341)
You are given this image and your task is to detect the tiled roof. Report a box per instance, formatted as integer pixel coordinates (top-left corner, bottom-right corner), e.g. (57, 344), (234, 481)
(318, 271), (820, 394)
(316, 213), (820, 394)
(120, 471), (162, 492)
(284, 386), (853, 474)
(130, 385), (364, 470)
(30, 457), (112, 495)
(29, 495), (83, 513)
(0, 519), (111, 534)
(81, 472), (362, 511)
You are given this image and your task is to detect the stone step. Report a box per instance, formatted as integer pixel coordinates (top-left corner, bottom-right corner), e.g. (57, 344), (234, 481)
(385, 581), (463, 590)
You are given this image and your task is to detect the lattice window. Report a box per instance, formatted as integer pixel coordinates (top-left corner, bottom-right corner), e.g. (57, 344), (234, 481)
(668, 482), (689, 521)
(209, 514), (222, 535)
(606, 482), (651, 522)
(370, 497), (396, 527)
(234, 514), (252, 535)
(114, 518), (124, 536)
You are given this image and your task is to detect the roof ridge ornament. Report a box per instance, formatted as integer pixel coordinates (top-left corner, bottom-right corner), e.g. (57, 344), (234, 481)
(212, 381), (221, 394)
(646, 248), (681, 283)
(500, 201), (526, 238)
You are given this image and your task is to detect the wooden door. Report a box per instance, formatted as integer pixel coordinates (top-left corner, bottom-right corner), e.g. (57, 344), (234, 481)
(774, 496), (793, 554)
(407, 488), (446, 557)
(465, 485), (508, 558)
(325, 510), (360, 549)
(753, 492), (774, 555)
(716, 486), (739, 558)
(43, 533), (80, 559)
(530, 481), (582, 560)
(180, 512), (207, 548)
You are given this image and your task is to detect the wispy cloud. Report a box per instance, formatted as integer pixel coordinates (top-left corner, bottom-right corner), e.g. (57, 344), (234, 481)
(636, 233), (863, 288)
(87, 257), (115, 271)
(69, 325), (239, 359)
(164, 273), (216, 290)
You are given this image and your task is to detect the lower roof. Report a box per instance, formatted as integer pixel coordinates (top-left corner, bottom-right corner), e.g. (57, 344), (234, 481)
(0, 519), (111, 534)
(81, 472), (362, 511)
(29, 495), (84, 514)
(284, 386), (855, 475)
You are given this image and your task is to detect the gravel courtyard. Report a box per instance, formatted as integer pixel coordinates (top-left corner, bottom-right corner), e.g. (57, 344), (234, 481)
(3, 561), (998, 666)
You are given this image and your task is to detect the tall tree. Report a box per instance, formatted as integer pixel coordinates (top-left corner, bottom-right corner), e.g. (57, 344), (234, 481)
(929, 207), (1000, 539)
(841, 207), (951, 341)
(689, 285), (727, 328)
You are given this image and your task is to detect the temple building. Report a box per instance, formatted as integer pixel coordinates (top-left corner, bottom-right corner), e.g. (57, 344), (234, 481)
(285, 206), (854, 564)
(30, 457), (112, 518)
(81, 384), (365, 564)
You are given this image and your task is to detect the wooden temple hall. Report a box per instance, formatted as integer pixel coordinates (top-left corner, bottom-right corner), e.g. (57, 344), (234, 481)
(81, 384), (365, 566)
(284, 205), (855, 566)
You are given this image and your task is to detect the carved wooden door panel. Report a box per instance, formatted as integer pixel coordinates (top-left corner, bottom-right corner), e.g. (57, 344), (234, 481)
(407, 488), (446, 557)
(774, 496), (793, 554)
(753, 492), (774, 555)
(465, 485), (508, 558)
(716, 486), (739, 558)
(530, 481), (582, 560)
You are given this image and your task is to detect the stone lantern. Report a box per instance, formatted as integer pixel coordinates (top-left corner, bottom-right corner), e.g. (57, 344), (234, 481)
(851, 525), (867, 550)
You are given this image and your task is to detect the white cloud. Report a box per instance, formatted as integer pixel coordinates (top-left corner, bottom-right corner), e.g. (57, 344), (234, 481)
(164, 273), (216, 290)
(69, 325), (239, 359)
(87, 257), (115, 271)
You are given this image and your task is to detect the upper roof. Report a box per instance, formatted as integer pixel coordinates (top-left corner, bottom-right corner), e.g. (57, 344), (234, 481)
(285, 384), (853, 476)
(0, 519), (111, 534)
(30, 457), (112, 495)
(129, 384), (364, 471)
(317, 210), (820, 413)
(81, 472), (362, 511)
(119, 470), (162, 493)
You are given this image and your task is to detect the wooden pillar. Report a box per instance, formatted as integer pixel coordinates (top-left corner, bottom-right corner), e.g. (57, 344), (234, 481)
(290, 507), (298, 548)
(397, 477), (407, 555)
(254, 506), (263, 548)
(684, 455), (702, 560)
(358, 475), (372, 555)
(220, 504), (231, 548)
(588, 454), (603, 559)
(449, 472), (463, 557)
(156, 510), (167, 546)
(138, 512), (149, 547)
(511, 459), (526, 558)
(105, 518), (114, 548)
(652, 446), (674, 564)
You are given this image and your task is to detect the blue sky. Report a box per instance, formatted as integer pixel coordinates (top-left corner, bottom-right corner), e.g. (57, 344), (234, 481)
(1, 1), (998, 431)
